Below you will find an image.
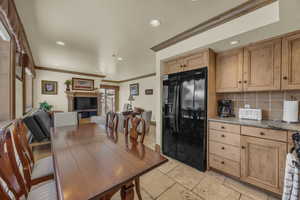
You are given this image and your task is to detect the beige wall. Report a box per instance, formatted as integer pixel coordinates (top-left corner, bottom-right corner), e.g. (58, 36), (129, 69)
(119, 76), (156, 121)
(34, 70), (102, 111)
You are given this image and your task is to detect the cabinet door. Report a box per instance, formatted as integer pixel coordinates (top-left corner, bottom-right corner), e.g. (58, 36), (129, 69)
(164, 59), (182, 75)
(241, 136), (286, 194)
(243, 39), (281, 91)
(216, 49), (243, 93)
(182, 51), (209, 72)
(282, 32), (300, 90)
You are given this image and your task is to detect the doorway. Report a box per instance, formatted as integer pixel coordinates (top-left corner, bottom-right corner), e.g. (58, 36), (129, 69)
(99, 85), (119, 116)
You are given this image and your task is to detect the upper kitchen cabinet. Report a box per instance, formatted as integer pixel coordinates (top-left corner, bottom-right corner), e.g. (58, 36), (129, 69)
(182, 50), (209, 72)
(243, 39), (281, 92)
(282, 32), (300, 90)
(163, 49), (211, 75)
(216, 48), (243, 93)
(163, 59), (183, 75)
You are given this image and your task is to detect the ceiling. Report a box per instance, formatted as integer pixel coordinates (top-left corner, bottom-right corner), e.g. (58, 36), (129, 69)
(14, 0), (246, 80)
(15, 0), (300, 81)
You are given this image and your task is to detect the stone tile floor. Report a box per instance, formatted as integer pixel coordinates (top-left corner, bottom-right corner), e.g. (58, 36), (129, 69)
(111, 126), (281, 200)
(33, 124), (281, 200)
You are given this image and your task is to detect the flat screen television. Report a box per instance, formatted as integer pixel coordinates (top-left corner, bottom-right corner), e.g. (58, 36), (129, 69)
(74, 97), (97, 110)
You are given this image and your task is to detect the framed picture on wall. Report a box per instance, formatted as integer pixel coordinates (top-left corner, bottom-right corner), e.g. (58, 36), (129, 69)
(41, 80), (58, 95)
(72, 78), (94, 91)
(130, 83), (139, 96)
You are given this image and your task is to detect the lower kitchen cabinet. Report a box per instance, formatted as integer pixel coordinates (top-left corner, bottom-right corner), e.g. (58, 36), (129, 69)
(240, 136), (287, 194)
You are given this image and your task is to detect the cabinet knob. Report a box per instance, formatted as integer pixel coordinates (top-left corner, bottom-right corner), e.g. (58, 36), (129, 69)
(221, 147), (225, 150)
(221, 126), (225, 129)
(283, 76), (288, 80)
(241, 146), (246, 149)
(238, 81), (242, 84)
(221, 134), (225, 138)
(244, 80), (247, 84)
(221, 161), (225, 165)
(260, 132), (265, 136)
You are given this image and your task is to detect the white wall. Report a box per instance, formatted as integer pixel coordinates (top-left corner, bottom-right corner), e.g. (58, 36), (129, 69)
(119, 76), (156, 121)
(34, 70), (102, 111)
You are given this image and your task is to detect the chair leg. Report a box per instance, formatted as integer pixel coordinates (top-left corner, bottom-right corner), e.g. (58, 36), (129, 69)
(135, 177), (142, 200)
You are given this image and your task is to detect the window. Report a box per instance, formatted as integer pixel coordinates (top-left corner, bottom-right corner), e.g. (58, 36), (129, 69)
(0, 22), (12, 122)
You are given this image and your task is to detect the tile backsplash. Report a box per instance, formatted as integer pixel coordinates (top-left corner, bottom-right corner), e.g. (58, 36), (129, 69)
(218, 91), (300, 120)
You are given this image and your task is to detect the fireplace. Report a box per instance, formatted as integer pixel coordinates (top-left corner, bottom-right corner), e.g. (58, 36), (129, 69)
(66, 91), (101, 118)
(74, 97), (97, 110)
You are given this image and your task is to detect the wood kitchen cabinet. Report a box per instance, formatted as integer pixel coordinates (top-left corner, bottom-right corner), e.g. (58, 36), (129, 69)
(164, 59), (183, 75)
(216, 48), (243, 93)
(282, 32), (300, 90)
(243, 39), (281, 91)
(163, 49), (211, 75)
(182, 51), (209, 72)
(241, 136), (286, 194)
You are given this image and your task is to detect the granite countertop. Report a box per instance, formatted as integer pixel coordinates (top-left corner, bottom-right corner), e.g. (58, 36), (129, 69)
(209, 117), (300, 132)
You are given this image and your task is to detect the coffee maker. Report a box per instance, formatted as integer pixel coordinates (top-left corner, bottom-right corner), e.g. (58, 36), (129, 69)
(218, 100), (234, 117)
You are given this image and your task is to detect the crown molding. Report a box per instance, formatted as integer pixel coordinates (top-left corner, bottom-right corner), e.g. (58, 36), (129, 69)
(150, 0), (277, 52)
(35, 66), (106, 78)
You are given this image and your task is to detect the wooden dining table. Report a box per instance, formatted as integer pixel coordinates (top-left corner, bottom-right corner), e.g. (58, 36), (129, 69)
(51, 123), (167, 200)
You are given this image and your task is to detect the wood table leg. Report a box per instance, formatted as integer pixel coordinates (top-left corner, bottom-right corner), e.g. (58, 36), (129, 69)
(121, 182), (134, 200)
(135, 177), (142, 200)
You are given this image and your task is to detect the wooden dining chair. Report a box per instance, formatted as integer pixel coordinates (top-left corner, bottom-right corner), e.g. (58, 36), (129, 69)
(0, 128), (57, 200)
(124, 115), (146, 200)
(0, 183), (10, 200)
(106, 111), (119, 134)
(12, 120), (54, 188)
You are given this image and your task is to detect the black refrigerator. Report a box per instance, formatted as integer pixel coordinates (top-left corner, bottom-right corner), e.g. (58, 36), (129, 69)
(162, 68), (207, 171)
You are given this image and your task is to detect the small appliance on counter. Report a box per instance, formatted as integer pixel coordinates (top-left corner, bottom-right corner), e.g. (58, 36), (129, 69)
(239, 108), (262, 121)
(217, 100), (234, 117)
(283, 100), (299, 123)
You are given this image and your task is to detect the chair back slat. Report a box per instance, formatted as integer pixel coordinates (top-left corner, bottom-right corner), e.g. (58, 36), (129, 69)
(0, 182), (11, 200)
(12, 121), (34, 188)
(106, 112), (118, 134)
(17, 121), (35, 167)
(125, 116), (146, 144)
(0, 129), (28, 200)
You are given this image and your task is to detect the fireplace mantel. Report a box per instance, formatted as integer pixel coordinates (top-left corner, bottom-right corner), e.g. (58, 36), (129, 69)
(66, 91), (102, 115)
(65, 91), (100, 97)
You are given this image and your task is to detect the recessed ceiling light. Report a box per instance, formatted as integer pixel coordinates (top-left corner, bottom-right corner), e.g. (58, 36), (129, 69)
(117, 57), (123, 61)
(150, 19), (161, 27)
(230, 40), (239, 45)
(56, 41), (65, 46)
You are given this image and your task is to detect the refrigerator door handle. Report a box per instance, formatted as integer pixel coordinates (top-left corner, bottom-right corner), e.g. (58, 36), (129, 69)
(171, 84), (178, 133)
(175, 84), (180, 133)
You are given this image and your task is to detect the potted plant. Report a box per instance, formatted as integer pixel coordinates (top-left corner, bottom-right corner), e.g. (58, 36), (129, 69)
(64, 80), (72, 91)
(39, 101), (53, 112)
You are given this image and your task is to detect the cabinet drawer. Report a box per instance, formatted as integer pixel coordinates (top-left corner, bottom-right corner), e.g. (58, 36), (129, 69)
(241, 126), (287, 142)
(209, 141), (240, 162)
(209, 154), (240, 177)
(209, 130), (240, 146)
(209, 122), (240, 134)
